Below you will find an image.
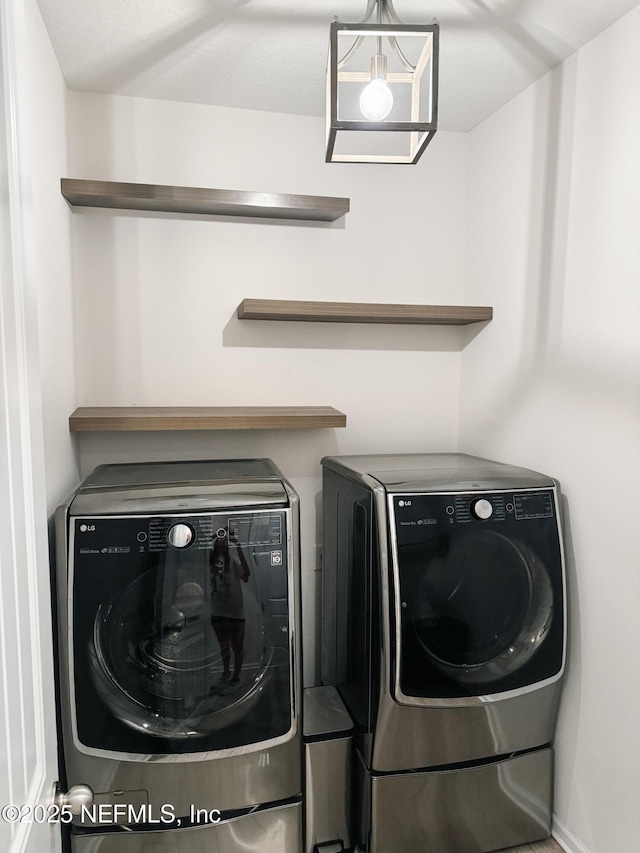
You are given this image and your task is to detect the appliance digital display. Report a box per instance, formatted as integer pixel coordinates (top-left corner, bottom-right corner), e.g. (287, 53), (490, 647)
(514, 492), (553, 520)
(228, 514), (282, 546)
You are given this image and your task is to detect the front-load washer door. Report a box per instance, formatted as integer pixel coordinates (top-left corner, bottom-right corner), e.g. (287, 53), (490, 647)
(69, 509), (294, 757)
(389, 490), (565, 701)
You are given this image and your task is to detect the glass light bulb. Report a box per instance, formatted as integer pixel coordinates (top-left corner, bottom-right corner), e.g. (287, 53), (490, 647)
(359, 79), (394, 121)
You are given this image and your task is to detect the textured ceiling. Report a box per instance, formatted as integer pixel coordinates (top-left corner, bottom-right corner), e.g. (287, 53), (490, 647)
(36, 0), (640, 132)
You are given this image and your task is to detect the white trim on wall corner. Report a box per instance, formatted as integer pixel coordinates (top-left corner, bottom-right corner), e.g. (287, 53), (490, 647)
(0, 0), (60, 851)
(553, 817), (593, 853)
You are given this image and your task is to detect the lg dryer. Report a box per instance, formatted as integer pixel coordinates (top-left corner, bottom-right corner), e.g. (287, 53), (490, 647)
(53, 459), (302, 853)
(321, 452), (567, 853)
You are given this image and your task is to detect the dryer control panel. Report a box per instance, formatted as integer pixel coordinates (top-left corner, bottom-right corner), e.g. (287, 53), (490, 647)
(392, 489), (556, 536)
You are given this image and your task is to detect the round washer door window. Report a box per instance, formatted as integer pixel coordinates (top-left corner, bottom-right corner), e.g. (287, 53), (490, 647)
(90, 564), (268, 739)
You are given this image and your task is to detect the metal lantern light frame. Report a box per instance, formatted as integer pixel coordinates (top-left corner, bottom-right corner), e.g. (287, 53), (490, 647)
(326, 7), (439, 164)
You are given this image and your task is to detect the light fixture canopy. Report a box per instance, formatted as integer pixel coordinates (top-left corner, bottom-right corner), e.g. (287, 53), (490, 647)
(326, 2), (439, 164)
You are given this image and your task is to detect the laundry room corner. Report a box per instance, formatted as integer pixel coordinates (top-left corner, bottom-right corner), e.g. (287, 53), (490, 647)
(459, 7), (640, 852)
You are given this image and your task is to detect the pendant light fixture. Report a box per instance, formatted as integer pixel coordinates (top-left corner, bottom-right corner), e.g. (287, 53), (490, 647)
(326, 0), (439, 164)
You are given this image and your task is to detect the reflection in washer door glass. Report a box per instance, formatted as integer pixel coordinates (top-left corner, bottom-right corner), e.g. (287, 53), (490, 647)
(78, 514), (291, 754)
(398, 530), (554, 697)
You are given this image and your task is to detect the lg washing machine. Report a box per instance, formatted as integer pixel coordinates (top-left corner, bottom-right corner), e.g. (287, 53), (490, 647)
(321, 452), (567, 853)
(53, 459), (302, 853)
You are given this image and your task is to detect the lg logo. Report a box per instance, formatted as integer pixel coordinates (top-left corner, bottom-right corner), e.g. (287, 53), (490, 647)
(397, 500), (412, 507)
(79, 524), (96, 532)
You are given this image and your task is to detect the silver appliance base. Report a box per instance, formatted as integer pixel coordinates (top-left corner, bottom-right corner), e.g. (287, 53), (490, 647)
(358, 748), (553, 853)
(370, 680), (561, 771)
(70, 800), (302, 853)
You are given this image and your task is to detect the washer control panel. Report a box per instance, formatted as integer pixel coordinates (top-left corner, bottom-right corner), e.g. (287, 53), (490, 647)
(74, 511), (285, 558)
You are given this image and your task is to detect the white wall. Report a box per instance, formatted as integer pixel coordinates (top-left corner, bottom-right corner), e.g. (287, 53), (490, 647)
(66, 93), (470, 682)
(26, 0), (78, 512)
(460, 7), (640, 852)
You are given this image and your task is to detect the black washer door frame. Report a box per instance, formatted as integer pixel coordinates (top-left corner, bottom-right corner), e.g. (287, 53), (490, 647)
(68, 508), (298, 761)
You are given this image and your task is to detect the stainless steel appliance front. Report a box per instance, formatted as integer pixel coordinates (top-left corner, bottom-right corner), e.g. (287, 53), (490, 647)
(321, 452), (567, 852)
(360, 748), (552, 853)
(71, 801), (302, 853)
(54, 459), (302, 853)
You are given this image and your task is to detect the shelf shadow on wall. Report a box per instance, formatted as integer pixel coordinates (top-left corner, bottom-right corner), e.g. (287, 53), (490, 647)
(223, 315), (490, 352)
(71, 207), (346, 230)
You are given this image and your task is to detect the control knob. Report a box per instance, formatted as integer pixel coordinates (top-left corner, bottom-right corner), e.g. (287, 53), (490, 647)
(471, 498), (493, 520)
(167, 523), (194, 548)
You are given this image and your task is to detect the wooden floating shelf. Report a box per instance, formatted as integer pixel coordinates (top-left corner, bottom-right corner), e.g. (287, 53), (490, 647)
(61, 179), (350, 223)
(238, 299), (493, 325)
(69, 406), (347, 432)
